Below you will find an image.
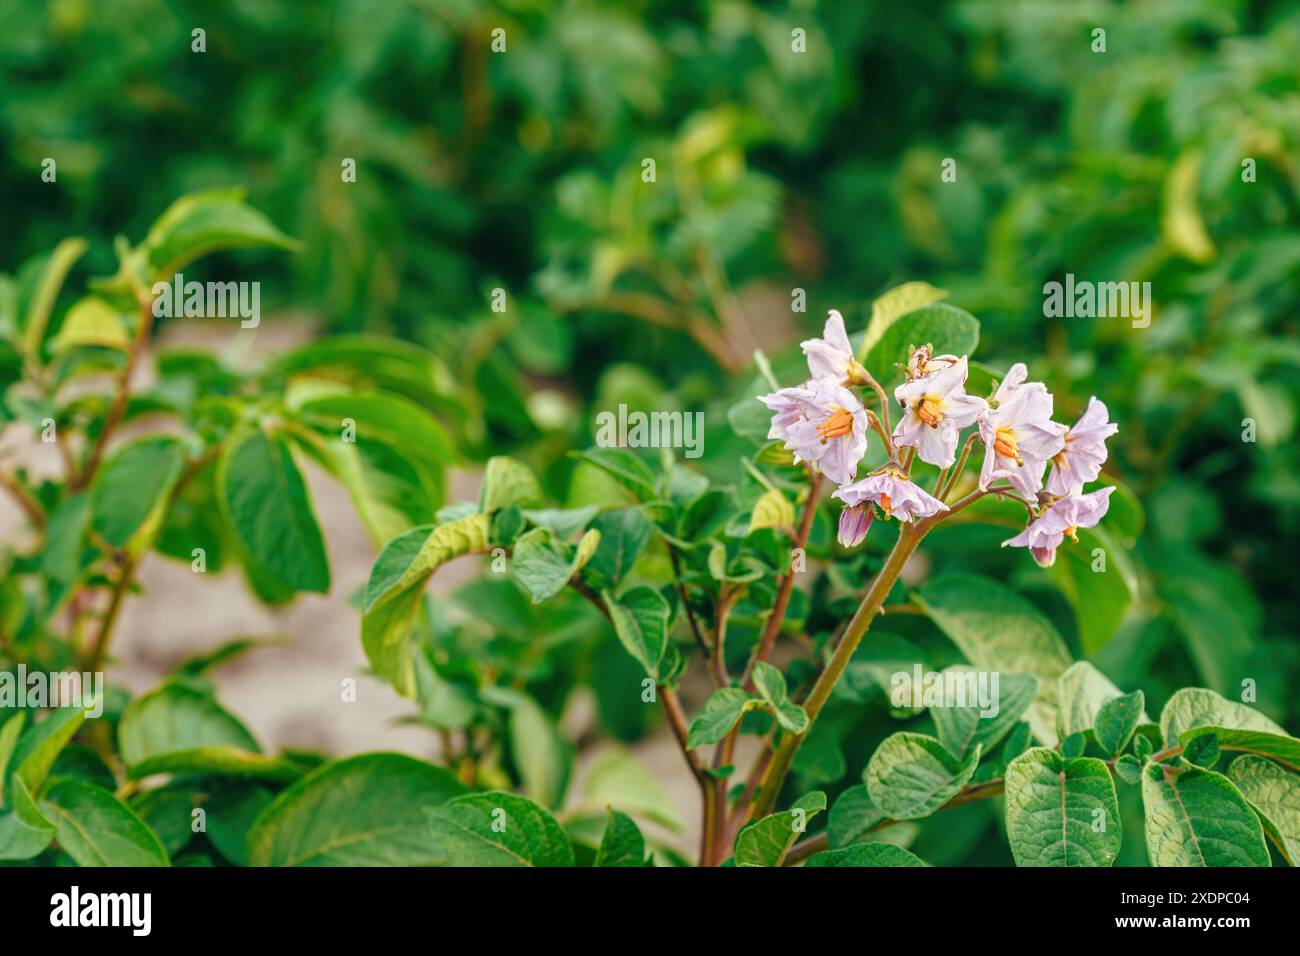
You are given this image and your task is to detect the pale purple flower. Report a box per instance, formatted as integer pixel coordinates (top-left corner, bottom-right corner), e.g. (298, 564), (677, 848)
(991, 363), (1029, 404)
(759, 378), (869, 485)
(833, 470), (948, 524)
(837, 504), (874, 547)
(1046, 397), (1118, 496)
(802, 309), (867, 384)
(892, 356), (987, 468)
(1002, 486), (1115, 567)
(978, 381), (1068, 497)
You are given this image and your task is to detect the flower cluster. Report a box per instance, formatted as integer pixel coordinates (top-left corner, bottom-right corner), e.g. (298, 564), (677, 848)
(759, 310), (1118, 567)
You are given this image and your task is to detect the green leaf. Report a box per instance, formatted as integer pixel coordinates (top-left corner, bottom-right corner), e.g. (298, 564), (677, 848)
(50, 297), (130, 353)
(1004, 748), (1121, 867)
(520, 506), (599, 538)
(751, 662), (809, 734)
(1141, 762), (1269, 867)
(749, 487), (794, 533)
(141, 187), (299, 278)
(864, 303), (979, 385)
(1183, 732), (1222, 770)
(219, 429), (329, 593)
(508, 696), (571, 810)
(727, 389), (774, 442)
(204, 781), (273, 866)
(827, 785), (886, 849)
(130, 784), (198, 857)
(365, 515), (490, 610)
(40, 779), (169, 866)
(1227, 755), (1300, 865)
(90, 436), (185, 551)
(707, 542), (766, 583)
(0, 778), (55, 861)
(0, 710), (25, 803)
(679, 489), (735, 542)
(1060, 732), (1087, 758)
(23, 237), (87, 354)
(313, 435), (440, 544)
(930, 668), (1037, 760)
(1057, 661), (1147, 740)
(865, 733), (981, 820)
(425, 791), (574, 867)
(581, 748), (683, 832)
(1160, 554), (1258, 695)
(570, 448), (656, 498)
(118, 682), (298, 781)
(48, 744), (117, 791)
(1095, 690), (1146, 757)
(269, 335), (455, 412)
(858, 281), (949, 360)
(602, 586), (670, 679)
(686, 687), (758, 749)
(805, 842), (927, 867)
(914, 574), (1073, 744)
(734, 791), (827, 866)
(583, 507), (652, 589)
(360, 514), (490, 697)
(360, 590), (427, 701)
(41, 492), (91, 586)
(1160, 688), (1287, 748)
(1047, 524), (1137, 655)
(1115, 754), (1143, 785)
(7, 706), (86, 797)
(1178, 727), (1300, 772)
(594, 809), (646, 867)
(249, 753), (468, 866)
(1134, 734), (1154, 761)
(290, 387), (456, 467)
(510, 526), (601, 603)
(479, 456), (543, 513)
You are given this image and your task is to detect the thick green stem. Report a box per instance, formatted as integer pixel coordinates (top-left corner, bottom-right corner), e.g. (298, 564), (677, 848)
(748, 522), (926, 820)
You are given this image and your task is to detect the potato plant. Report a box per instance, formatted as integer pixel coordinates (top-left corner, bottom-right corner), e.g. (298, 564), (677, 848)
(2, 210), (1293, 867)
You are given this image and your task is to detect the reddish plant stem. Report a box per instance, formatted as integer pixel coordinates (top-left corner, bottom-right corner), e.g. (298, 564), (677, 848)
(570, 575), (712, 861)
(659, 685), (705, 780)
(668, 546), (711, 662)
(80, 446), (220, 674)
(741, 470), (823, 690)
(0, 470), (45, 529)
(711, 588), (734, 688)
(73, 292), (156, 491)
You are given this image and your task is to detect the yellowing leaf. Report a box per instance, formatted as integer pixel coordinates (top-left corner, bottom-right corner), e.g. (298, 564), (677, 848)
(749, 487), (794, 533)
(1162, 151), (1215, 264)
(51, 297), (130, 353)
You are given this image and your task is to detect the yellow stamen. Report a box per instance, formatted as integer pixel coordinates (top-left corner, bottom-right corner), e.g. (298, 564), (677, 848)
(1064, 525), (1079, 543)
(915, 396), (944, 428)
(994, 427), (1023, 465)
(817, 404), (854, 442)
(880, 492), (892, 518)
